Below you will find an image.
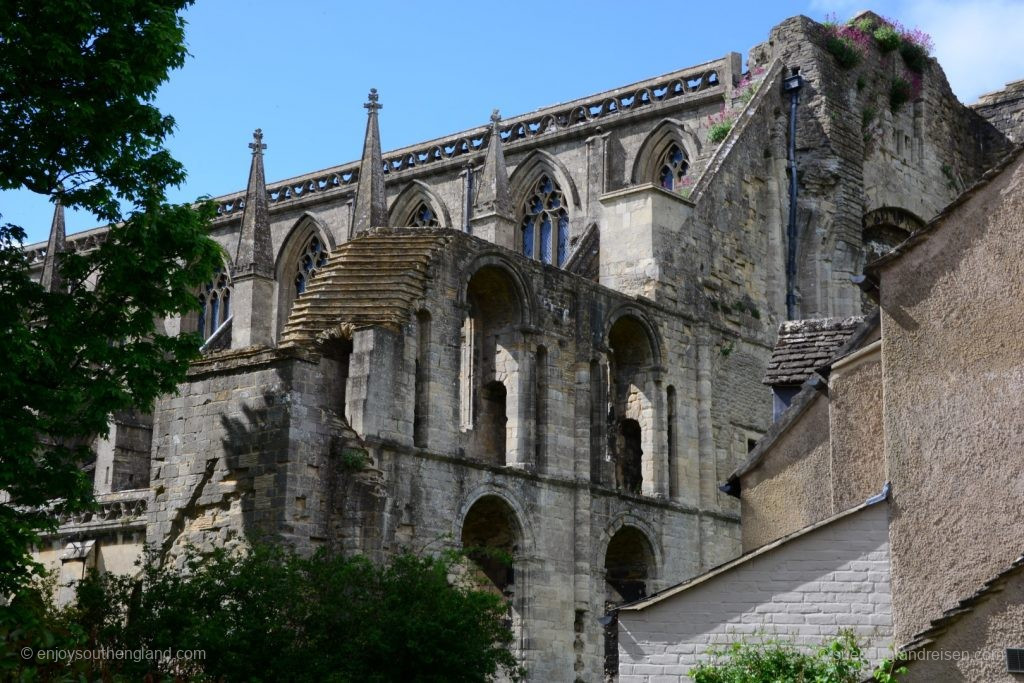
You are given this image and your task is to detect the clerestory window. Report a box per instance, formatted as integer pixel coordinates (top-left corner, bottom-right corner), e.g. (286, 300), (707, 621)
(521, 175), (569, 267)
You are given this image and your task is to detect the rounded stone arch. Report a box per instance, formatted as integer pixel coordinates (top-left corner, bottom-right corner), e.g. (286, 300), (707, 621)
(454, 484), (535, 556)
(862, 206), (924, 260)
(458, 253), (537, 328)
(509, 149), (581, 210)
(603, 305), (664, 368)
(595, 513), (663, 580)
(630, 118), (702, 186)
(388, 179), (452, 228)
(599, 517), (661, 678)
(274, 212), (335, 336)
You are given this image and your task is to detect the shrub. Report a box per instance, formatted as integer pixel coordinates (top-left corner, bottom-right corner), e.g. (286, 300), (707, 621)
(12, 545), (523, 682)
(900, 41), (929, 73)
(874, 24), (901, 52)
(692, 631), (905, 683)
(890, 76), (913, 112)
(822, 17), (872, 69)
(709, 118), (733, 143)
(826, 35), (863, 69)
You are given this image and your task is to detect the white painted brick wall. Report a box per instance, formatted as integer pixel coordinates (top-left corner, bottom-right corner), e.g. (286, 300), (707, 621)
(618, 503), (892, 682)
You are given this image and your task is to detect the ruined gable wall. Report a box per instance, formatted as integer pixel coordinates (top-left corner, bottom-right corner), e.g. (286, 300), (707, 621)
(973, 78), (1024, 143)
(757, 15), (1011, 318)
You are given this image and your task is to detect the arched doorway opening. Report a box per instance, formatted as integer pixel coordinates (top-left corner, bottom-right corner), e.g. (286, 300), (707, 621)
(603, 525), (655, 678)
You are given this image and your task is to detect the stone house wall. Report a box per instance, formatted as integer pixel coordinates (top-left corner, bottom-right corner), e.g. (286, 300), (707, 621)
(874, 150), (1024, 643)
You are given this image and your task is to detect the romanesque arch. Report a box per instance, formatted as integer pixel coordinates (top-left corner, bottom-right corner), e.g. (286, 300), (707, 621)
(457, 490), (530, 660)
(459, 260), (533, 467)
(274, 213), (334, 336)
(601, 522), (658, 679)
(605, 311), (663, 496)
(630, 118), (702, 188)
(388, 179), (452, 228)
(862, 206), (924, 261)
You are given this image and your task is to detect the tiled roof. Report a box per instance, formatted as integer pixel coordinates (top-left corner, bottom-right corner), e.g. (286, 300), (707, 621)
(901, 554), (1024, 653)
(280, 228), (452, 347)
(763, 316), (865, 386)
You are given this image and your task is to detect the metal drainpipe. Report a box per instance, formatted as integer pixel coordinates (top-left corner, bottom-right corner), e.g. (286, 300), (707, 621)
(783, 66), (804, 320)
(464, 163), (474, 233)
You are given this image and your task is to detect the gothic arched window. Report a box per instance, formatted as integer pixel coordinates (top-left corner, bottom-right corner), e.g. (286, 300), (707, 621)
(406, 201), (440, 227)
(198, 268), (231, 339)
(294, 234), (329, 296)
(521, 175), (570, 267)
(657, 143), (689, 190)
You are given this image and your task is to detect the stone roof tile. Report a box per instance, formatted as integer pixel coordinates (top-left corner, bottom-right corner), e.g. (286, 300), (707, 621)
(763, 316), (865, 386)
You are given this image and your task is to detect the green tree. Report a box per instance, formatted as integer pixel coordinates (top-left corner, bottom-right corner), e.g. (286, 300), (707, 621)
(0, 0), (221, 593)
(52, 545), (522, 682)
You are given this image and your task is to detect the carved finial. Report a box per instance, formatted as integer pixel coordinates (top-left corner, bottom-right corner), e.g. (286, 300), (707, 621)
(364, 88), (382, 113)
(490, 108), (501, 124)
(249, 128), (267, 155)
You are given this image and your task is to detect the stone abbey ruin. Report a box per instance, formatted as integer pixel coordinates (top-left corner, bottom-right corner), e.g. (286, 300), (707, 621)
(27, 10), (1024, 682)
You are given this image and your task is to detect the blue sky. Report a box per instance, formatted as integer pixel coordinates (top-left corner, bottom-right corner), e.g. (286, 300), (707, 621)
(6, 0), (1024, 244)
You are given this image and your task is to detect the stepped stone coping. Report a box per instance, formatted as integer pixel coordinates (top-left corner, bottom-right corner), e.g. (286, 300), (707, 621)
(279, 228), (455, 347)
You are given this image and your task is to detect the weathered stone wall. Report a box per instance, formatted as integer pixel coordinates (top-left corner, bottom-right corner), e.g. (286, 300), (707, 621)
(148, 347), (351, 560)
(752, 14), (1010, 318)
(617, 503), (893, 681)
(974, 78), (1024, 143)
(875, 151), (1024, 643)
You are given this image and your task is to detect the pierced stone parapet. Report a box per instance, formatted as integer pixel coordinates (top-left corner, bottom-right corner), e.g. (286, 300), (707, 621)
(209, 57), (733, 221)
(48, 489), (151, 535)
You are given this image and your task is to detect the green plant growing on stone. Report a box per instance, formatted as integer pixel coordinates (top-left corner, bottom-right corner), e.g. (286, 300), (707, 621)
(339, 446), (370, 471)
(719, 342), (735, 358)
(873, 24), (901, 52)
(873, 651), (910, 683)
(889, 77), (912, 112)
(899, 32), (932, 73)
(708, 109), (734, 143)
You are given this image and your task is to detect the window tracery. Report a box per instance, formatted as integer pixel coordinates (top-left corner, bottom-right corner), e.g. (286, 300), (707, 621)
(657, 143), (689, 190)
(198, 268), (231, 339)
(294, 234), (328, 296)
(406, 201), (440, 227)
(520, 175), (569, 267)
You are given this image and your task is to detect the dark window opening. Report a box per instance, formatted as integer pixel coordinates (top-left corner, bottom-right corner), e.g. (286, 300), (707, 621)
(480, 381), (508, 465)
(619, 419), (643, 494)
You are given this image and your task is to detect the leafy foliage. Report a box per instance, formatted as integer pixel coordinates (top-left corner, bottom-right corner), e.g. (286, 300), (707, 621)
(691, 631), (905, 683)
(0, 0), (192, 219)
(890, 77), (913, 112)
(873, 24), (902, 53)
(6, 545), (523, 682)
(0, 0), (222, 593)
